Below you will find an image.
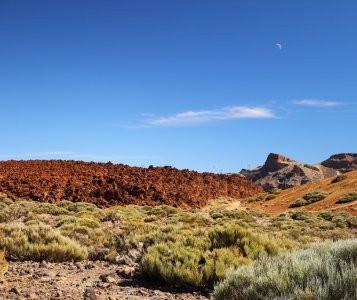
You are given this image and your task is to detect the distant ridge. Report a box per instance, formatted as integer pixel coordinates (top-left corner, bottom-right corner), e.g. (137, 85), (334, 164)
(0, 160), (262, 208)
(240, 153), (357, 191)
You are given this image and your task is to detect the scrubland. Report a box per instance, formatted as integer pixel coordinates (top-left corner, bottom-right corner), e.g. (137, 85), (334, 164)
(1, 192), (357, 298)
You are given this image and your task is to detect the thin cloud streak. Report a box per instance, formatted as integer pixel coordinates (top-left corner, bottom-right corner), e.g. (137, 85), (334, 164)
(293, 99), (341, 108)
(147, 106), (275, 126)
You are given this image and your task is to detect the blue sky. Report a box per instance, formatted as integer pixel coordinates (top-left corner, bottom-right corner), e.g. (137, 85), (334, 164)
(0, 0), (356, 172)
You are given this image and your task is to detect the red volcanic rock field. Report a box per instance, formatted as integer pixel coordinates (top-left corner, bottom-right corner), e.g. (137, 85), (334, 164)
(0, 160), (262, 208)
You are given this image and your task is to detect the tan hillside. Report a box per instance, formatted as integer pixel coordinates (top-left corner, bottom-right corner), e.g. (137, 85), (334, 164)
(243, 170), (357, 215)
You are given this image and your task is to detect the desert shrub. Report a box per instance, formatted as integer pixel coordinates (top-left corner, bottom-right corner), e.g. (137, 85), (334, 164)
(0, 224), (87, 262)
(142, 241), (206, 287)
(270, 187), (282, 195)
(347, 216), (357, 228)
(290, 191), (328, 208)
(331, 174), (347, 184)
(337, 192), (357, 204)
(245, 193), (273, 203)
(31, 203), (69, 216)
(304, 191), (328, 202)
(57, 216), (99, 229)
(142, 239), (246, 288)
(265, 194), (276, 201)
(220, 210), (256, 223)
(0, 251), (8, 276)
(208, 222), (294, 259)
(318, 211), (334, 221)
(289, 198), (307, 208)
(0, 194), (13, 205)
(141, 220), (297, 289)
(57, 200), (97, 212)
(214, 239), (357, 300)
(0, 201), (35, 222)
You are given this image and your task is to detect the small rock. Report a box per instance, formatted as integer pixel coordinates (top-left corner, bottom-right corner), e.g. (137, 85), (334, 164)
(85, 262), (95, 269)
(116, 265), (138, 279)
(10, 287), (20, 294)
(75, 262), (84, 270)
(84, 288), (97, 300)
(115, 255), (134, 266)
(40, 260), (48, 268)
(99, 272), (118, 284)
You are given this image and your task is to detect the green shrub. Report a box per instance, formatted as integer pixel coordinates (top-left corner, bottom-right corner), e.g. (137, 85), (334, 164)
(0, 251), (7, 276)
(245, 193), (275, 202)
(0, 194), (13, 205)
(57, 216), (100, 229)
(214, 239), (357, 300)
(289, 198), (307, 208)
(142, 239), (246, 288)
(304, 191), (328, 202)
(208, 223), (285, 259)
(265, 194), (276, 201)
(290, 191), (328, 208)
(31, 203), (69, 216)
(0, 224), (87, 262)
(331, 174), (347, 184)
(57, 200), (97, 212)
(337, 192), (357, 204)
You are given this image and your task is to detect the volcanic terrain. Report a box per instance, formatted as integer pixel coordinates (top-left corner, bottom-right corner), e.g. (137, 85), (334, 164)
(243, 170), (357, 216)
(240, 153), (357, 191)
(0, 160), (262, 208)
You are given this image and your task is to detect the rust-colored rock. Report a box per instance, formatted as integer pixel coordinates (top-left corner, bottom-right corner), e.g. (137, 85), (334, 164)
(0, 160), (262, 208)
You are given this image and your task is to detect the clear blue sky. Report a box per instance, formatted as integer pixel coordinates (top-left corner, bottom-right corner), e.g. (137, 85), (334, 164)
(0, 0), (356, 172)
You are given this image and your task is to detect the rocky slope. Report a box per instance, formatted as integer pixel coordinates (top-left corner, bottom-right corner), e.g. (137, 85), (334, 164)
(0, 260), (209, 300)
(240, 153), (357, 191)
(321, 153), (357, 173)
(0, 160), (262, 208)
(243, 170), (357, 216)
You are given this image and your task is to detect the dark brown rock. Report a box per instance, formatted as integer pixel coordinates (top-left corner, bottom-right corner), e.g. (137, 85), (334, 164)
(321, 153), (357, 173)
(240, 153), (340, 191)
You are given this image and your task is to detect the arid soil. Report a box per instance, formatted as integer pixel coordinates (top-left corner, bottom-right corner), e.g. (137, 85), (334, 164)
(0, 160), (262, 208)
(243, 170), (357, 216)
(0, 260), (209, 300)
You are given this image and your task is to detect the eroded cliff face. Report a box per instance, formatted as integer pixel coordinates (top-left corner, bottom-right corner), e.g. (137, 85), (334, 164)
(321, 153), (357, 173)
(0, 160), (262, 208)
(239, 153), (353, 191)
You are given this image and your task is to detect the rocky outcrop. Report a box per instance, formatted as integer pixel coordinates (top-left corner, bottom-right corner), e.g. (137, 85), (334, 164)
(321, 153), (357, 173)
(240, 153), (346, 191)
(0, 160), (263, 208)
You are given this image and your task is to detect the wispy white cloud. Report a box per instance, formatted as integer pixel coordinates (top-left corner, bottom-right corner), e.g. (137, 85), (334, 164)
(293, 99), (341, 108)
(147, 106), (275, 126)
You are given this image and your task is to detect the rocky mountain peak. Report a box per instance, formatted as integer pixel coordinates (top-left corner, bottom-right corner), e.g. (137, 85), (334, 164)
(321, 153), (357, 173)
(239, 153), (357, 191)
(263, 153), (295, 173)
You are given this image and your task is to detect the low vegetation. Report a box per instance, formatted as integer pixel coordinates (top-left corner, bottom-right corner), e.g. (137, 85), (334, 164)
(331, 174), (348, 184)
(0, 224), (87, 262)
(290, 190), (328, 207)
(1, 193), (357, 289)
(336, 192), (357, 204)
(243, 193), (276, 203)
(0, 251), (7, 276)
(214, 239), (357, 300)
